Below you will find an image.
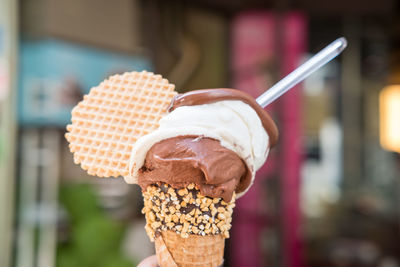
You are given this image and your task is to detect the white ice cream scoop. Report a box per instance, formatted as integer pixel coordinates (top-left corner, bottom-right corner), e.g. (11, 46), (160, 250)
(127, 100), (269, 198)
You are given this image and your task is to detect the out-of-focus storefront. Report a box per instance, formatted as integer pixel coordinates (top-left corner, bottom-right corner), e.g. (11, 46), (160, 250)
(1, 0), (399, 267)
(0, 0), (17, 266)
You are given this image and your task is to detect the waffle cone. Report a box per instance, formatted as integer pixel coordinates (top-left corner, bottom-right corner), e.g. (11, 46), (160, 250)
(142, 184), (234, 266)
(155, 230), (224, 267)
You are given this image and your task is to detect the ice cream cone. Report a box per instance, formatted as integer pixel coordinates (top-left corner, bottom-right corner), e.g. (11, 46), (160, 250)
(65, 70), (278, 266)
(142, 183), (235, 267)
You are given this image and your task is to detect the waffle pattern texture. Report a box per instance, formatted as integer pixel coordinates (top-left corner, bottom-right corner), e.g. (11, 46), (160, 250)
(65, 71), (176, 177)
(155, 230), (224, 267)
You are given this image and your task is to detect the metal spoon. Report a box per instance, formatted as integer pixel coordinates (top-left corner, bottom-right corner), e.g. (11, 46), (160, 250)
(256, 37), (348, 108)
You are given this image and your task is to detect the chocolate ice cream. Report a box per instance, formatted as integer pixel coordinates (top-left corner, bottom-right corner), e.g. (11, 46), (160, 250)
(137, 136), (249, 202)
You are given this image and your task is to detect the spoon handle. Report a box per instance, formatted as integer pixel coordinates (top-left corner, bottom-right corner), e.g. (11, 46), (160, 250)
(256, 37), (348, 108)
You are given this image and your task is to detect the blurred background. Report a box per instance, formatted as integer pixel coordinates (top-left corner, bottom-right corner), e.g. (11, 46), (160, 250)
(1, 0), (400, 266)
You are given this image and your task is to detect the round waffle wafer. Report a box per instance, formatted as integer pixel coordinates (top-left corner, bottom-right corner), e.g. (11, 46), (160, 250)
(65, 71), (177, 178)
